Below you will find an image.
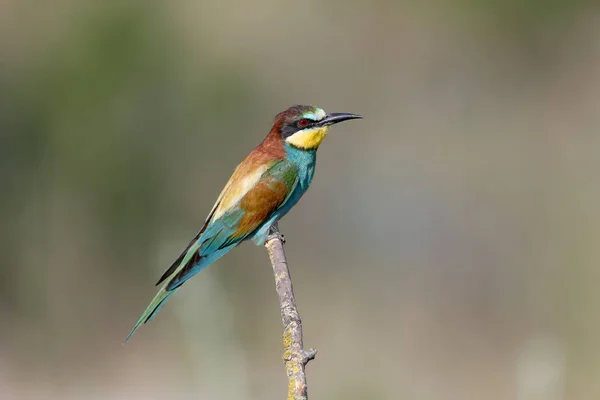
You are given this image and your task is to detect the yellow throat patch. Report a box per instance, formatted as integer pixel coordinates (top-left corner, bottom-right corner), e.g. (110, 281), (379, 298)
(285, 126), (330, 150)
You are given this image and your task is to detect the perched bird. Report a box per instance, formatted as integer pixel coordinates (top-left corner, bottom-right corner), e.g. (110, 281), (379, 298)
(125, 105), (361, 341)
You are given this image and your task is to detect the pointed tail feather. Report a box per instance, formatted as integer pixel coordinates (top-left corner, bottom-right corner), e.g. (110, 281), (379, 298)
(125, 232), (237, 342)
(124, 287), (176, 343)
(125, 240), (206, 343)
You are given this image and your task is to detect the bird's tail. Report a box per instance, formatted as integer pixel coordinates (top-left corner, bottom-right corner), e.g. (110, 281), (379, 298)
(124, 286), (176, 343)
(124, 238), (206, 343)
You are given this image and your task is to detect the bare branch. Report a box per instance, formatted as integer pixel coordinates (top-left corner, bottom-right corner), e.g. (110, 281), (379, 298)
(265, 223), (317, 400)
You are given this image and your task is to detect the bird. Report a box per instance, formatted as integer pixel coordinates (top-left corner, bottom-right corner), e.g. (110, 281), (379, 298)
(125, 105), (362, 341)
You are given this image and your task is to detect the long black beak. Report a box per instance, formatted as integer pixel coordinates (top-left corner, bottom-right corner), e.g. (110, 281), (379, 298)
(319, 112), (363, 127)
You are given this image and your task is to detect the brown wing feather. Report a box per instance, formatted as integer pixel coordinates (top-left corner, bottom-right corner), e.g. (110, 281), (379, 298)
(231, 178), (288, 239)
(156, 134), (285, 286)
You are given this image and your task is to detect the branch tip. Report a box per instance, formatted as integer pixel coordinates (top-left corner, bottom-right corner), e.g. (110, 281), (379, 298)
(302, 349), (318, 364)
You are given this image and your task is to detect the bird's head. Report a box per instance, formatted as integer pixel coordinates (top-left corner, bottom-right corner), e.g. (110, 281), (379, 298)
(272, 105), (362, 150)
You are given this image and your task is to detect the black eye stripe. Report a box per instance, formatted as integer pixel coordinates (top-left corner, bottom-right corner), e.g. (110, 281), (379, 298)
(280, 118), (316, 138)
(297, 118), (314, 129)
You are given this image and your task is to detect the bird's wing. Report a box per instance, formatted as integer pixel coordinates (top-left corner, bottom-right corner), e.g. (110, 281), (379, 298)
(125, 158), (299, 342)
(155, 158), (274, 286)
(160, 158), (300, 290)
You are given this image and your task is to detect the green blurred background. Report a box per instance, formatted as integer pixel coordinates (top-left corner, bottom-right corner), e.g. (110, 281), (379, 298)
(2, 1), (600, 399)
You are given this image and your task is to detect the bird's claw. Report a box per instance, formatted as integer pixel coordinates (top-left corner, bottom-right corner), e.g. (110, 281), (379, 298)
(267, 224), (285, 244)
(266, 231), (285, 244)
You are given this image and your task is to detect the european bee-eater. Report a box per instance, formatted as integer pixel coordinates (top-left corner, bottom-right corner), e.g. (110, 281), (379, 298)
(126, 105), (362, 341)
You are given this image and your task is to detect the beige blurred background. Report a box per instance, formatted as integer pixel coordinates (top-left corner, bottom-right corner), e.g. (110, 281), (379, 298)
(2, 0), (600, 399)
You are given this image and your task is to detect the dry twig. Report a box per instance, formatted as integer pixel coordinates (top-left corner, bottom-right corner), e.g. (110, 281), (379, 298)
(265, 223), (317, 400)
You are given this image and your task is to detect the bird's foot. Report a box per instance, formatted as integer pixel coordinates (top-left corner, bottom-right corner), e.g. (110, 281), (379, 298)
(266, 223), (285, 244)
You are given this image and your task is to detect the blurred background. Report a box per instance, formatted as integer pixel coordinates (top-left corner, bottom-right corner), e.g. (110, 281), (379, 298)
(2, 0), (599, 399)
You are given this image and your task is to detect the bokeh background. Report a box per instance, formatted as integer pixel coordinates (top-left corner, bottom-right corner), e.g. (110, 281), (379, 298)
(2, 1), (600, 399)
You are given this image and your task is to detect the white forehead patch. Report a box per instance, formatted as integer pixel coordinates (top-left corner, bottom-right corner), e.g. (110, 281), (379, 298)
(302, 108), (326, 121)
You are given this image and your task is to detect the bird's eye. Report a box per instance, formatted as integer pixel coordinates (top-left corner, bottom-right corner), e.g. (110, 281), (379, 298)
(297, 119), (309, 128)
